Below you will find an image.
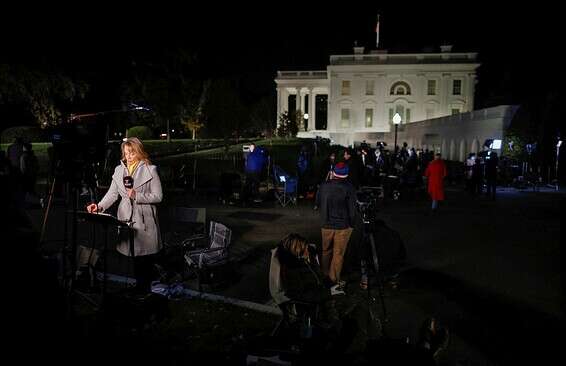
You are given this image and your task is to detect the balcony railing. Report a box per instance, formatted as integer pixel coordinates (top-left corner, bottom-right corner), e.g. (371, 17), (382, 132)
(329, 53), (477, 65)
(277, 70), (328, 79)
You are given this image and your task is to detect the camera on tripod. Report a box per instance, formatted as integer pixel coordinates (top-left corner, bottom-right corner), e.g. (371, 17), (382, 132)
(49, 118), (107, 187)
(356, 188), (380, 224)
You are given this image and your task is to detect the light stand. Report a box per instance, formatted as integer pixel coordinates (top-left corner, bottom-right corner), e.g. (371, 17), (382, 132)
(555, 139), (562, 190)
(393, 113), (401, 157)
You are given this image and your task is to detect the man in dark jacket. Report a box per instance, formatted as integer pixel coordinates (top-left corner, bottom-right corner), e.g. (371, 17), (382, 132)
(344, 148), (361, 189)
(315, 162), (357, 295)
(485, 151), (498, 200)
(244, 143), (266, 203)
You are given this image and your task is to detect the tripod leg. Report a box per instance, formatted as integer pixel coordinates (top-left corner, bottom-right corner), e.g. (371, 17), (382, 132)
(360, 259), (368, 289)
(40, 175), (57, 245)
(368, 232), (388, 322)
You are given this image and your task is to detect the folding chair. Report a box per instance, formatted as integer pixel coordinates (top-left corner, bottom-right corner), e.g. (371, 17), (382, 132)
(272, 165), (298, 207)
(183, 221), (232, 291)
(156, 207), (208, 283)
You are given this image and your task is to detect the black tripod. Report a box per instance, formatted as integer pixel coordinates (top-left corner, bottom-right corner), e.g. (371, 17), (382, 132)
(39, 155), (105, 313)
(356, 189), (388, 337)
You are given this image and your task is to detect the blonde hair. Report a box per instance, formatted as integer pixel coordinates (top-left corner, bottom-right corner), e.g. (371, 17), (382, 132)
(121, 137), (151, 165)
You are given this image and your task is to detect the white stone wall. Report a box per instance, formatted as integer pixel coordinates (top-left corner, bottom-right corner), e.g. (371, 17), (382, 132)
(385, 105), (518, 161)
(299, 105), (518, 160)
(327, 66), (477, 132)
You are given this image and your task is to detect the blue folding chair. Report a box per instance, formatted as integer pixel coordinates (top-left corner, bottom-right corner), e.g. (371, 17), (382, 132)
(272, 165), (298, 207)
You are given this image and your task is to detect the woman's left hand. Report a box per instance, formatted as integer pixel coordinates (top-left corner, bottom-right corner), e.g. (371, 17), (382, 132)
(127, 188), (136, 199)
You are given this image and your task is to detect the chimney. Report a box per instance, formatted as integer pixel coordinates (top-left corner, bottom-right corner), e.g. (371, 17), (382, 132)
(353, 41), (365, 55)
(353, 42), (365, 60)
(354, 46), (365, 54)
(440, 44), (453, 53)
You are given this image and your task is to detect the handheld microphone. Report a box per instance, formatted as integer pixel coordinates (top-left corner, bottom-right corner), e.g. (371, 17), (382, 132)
(123, 176), (135, 221)
(123, 176), (134, 189)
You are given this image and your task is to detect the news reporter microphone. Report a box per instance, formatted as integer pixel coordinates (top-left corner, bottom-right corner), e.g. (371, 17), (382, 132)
(123, 176), (134, 190)
(123, 175), (135, 222)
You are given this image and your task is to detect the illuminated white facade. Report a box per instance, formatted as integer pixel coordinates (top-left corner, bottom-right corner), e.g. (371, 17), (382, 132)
(274, 46), (517, 159)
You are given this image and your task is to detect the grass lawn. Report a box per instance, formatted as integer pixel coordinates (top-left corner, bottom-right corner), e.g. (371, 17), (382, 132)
(2, 138), (338, 194)
(155, 138), (336, 192)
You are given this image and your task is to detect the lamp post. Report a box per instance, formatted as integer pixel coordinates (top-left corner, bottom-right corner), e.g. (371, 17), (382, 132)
(556, 138), (562, 190)
(393, 112), (402, 155)
(304, 113), (309, 132)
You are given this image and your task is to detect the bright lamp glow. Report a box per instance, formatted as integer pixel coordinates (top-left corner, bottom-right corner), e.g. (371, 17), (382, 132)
(304, 113), (309, 119)
(279, 176), (286, 182)
(491, 139), (502, 149)
(393, 113), (402, 125)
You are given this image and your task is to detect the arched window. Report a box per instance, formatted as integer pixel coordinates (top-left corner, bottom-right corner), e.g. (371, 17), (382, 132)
(390, 81), (411, 96)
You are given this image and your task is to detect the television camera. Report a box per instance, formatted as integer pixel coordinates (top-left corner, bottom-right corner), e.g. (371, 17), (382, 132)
(49, 118), (107, 187)
(356, 187), (381, 224)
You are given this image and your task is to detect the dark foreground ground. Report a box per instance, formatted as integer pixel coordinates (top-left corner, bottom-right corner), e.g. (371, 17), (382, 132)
(8, 183), (565, 365)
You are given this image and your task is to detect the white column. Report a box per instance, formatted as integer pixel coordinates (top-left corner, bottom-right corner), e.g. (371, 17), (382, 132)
(276, 87), (281, 128)
(309, 90), (316, 131)
(298, 88), (304, 114)
(297, 88), (305, 131)
(283, 88), (289, 114)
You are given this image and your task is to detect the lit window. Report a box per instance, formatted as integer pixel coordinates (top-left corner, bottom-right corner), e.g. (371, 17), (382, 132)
(341, 80), (351, 96)
(395, 105), (404, 122)
(365, 80), (375, 95)
(452, 80), (462, 95)
(390, 81), (411, 95)
(365, 109), (373, 128)
(427, 80), (436, 95)
(341, 108), (350, 127)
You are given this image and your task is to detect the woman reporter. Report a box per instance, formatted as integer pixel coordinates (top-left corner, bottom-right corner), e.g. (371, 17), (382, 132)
(87, 137), (162, 293)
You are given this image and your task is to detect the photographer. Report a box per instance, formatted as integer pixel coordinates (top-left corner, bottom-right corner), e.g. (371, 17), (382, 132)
(315, 162), (357, 295)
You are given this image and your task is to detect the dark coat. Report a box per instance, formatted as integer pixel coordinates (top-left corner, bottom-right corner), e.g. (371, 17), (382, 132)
(315, 178), (358, 229)
(245, 148), (266, 173)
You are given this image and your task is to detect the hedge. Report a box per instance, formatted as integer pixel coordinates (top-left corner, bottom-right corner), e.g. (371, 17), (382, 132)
(127, 125), (154, 140)
(1, 126), (47, 144)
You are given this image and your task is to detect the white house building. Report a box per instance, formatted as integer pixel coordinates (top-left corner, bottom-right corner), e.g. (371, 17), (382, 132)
(275, 45), (518, 160)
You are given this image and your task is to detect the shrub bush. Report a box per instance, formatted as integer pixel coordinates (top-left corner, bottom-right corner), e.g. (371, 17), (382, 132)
(127, 125), (154, 140)
(1, 126), (47, 143)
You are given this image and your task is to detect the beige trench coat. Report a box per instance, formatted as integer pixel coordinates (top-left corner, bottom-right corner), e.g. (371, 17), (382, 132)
(98, 161), (163, 256)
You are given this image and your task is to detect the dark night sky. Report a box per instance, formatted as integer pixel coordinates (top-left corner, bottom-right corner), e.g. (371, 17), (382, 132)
(1, 3), (562, 110)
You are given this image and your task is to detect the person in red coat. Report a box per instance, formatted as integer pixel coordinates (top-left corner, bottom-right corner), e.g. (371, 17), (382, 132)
(424, 153), (447, 211)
